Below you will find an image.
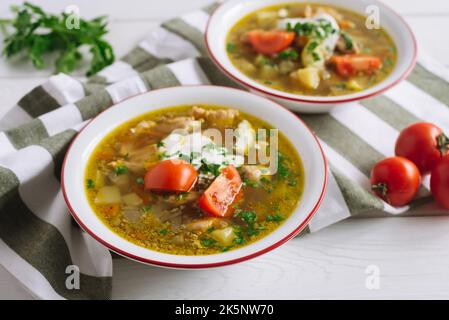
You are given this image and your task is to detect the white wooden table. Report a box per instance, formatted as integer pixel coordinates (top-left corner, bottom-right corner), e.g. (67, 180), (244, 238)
(1, 0), (449, 300)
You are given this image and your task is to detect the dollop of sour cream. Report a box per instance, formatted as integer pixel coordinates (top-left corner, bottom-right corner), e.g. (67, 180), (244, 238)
(158, 131), (244, 170)
(278, 13), (340, 63)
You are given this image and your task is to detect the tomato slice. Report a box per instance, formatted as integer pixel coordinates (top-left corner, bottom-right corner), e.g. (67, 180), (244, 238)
(144, 159), (198, 193)
(198, 165), (243, 217)
(331, 54), (382, 77)
(247, 30), (295, 55)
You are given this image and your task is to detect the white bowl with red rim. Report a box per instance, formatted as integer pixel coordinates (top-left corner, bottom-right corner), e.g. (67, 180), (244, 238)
(62, 86), (327, 268)
(206, 0), (418, 113)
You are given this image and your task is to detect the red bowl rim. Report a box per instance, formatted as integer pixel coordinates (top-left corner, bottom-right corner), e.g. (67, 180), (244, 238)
(61, 85), (328, 269)
(205, 0), (418, 105)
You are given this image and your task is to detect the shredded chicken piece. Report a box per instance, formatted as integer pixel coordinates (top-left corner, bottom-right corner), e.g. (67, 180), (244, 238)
(112, 144), (158, 174)
(155, 116), (199, 135)
(132, 120), (156, 135)
(162, 192), (200, 206)
(241, 165), (272, 183)
(316, 6), (344, 22)
(304, 5), (313, 18)
(187, 217), (229, 233)
(191, 106), (239, 129)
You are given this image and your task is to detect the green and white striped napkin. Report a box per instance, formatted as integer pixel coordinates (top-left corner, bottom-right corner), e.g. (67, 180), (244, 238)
(1, 1), (448, 299)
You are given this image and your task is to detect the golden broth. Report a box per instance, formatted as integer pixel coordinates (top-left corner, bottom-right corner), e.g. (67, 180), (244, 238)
(227, 2), (397, 96)
(85, 105), (304, 255)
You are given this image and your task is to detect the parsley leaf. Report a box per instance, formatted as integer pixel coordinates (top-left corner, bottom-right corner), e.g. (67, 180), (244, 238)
(115, 165), (128, 175)
(201, 238), (217, 248)
(278, 49), (299, 60)
(1, 2), (115, 76)
(86, 179), (95, 189)
(266, 214), (284, 222)
(341, 32), (353, 50)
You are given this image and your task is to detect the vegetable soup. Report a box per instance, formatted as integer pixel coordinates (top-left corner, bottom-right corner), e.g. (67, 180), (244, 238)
(226, 3), (397, 96)
(85, 105), (304, 255)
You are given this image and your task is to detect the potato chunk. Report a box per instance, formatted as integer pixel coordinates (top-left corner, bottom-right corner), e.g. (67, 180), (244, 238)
(95, 186), (121, 204)
(210, 227), (237, 246)
(291, 67), (321, 90)
(122, 193), (143, 206)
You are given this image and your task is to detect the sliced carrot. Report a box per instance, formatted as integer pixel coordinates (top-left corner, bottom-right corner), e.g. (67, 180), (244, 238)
(102, 203), (121, 218)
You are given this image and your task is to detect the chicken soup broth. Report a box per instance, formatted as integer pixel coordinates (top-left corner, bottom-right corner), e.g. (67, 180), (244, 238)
(85, 105), (304, 255)
(227, 3), (397, 96)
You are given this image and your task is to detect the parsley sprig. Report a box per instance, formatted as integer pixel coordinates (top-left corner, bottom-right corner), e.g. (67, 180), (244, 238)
(0, 2), (115, 76)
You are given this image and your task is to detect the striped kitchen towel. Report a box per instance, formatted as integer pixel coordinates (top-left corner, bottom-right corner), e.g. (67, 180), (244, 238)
(1, 1), (449, 299)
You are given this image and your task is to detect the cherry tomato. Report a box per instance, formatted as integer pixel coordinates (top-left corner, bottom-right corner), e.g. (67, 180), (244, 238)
(198, 165), (243, 217)
(331, 54), (382, 77)
(370, 157), (421, 207)
(430, 155), (449, 210)
(144, 159), (197, 193)
(395, 122), (449, 175)
(247, 30), (295, 55)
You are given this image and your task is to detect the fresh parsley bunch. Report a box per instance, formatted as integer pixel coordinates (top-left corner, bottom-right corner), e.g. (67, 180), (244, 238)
(0, 2), (115, 76)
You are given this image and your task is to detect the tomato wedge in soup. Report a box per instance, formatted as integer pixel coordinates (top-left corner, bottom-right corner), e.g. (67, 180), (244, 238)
(144, 159), (198, 193)
(247, 30), (295, 55)
(198, 165), (243, 217)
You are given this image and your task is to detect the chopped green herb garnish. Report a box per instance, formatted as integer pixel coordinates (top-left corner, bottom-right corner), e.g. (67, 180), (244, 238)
(86, 179), (95, 189)
(276, 153), (290, 179)
(136, 177), (144, 185)
(176, 192), (189, 201)
(200, 161), (221, 177)
(307, 41), (319, 52)
(260, 176), (270, 184)
(201, 238), (217, 248)
(159, 229), (168, 235)
(287, 20), (336, 39)
(140, 204), (152, 213)
(247, 226), (261, 236)
(266, 214), (284, 222)
(341, 32), (353, 50)
(207, 226), (216, 233)
(384, 57), (393, 67)
(234, 236), (245, 245)
(278, 49), (299, 60)
(227, 42), (236, 53)
(255, 55), (273, 66)
(288, 178), (297, 187)
(235, 210), (257, 224)
(157, 141), (165, 148)
(312, 52), (321, 62)
(243, 178), (259, 188)
(115, 165), (128, 175)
